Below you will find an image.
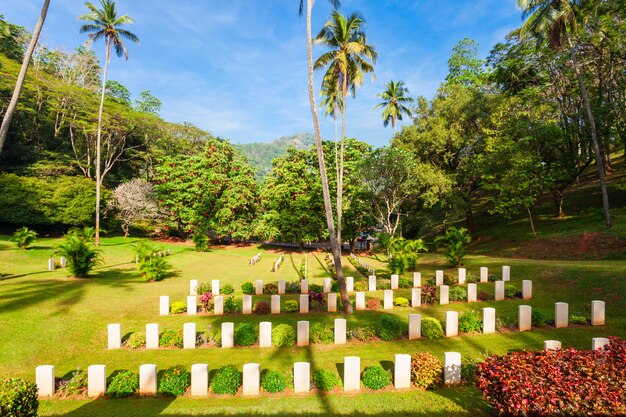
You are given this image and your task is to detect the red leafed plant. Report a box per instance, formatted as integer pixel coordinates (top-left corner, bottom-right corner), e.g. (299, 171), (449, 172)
(475, 337), (626, 416)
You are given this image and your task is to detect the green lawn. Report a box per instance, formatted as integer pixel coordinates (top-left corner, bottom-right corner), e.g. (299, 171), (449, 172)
(1, 234), (625, 416)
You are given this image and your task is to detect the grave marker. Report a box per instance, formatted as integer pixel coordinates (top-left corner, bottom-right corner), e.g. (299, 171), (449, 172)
(222, 322), (234, 348)
(445, 311), (458, 337)
(409, 314), (421, 340)
(394, 354), (411, 389)
(294, 362), (310, 393)
(297, 321), (309, 346)
(334, 318), (346, 344)
(259, 322), (272, 348)
(344, 356), (360, 392)
(591, 300), (605, 326)
(36, 365), (55, 397)
(87, 365), (106, 397)
(139, 364), (157, 395)
(444, 352), (461, 385)
(483, 308), (496, 334)
(191, 364), (208, 396)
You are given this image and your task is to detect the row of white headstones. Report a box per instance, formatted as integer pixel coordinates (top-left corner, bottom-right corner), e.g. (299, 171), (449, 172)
(107, 300), (606, 350)
(36, 335), (614, 398)
(46, 249), (171, 271)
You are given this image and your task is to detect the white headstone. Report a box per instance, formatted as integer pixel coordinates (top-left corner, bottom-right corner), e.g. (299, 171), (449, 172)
(355, 292), (365, 310)
(439, 285), (449, 305)
(346, 276), (354, 293)
(480, 267), (488, 283)
(211, 279), (220, 295)
(519, 305), (531, 332)
(159, 296), (169, 316)
(293, 362), (310, 393)
(189, 280), (198, 295)
(297, 320), (309, 346)
(334, 318), (347, 344)
(409, 314), (421, 340)
(467, 283), (477, 302)
(107, 323), (121, 349)
(323, 278), (332, 293)
(146, 323), (159, 349)
(544, 340), (561, 351)
(243, 363), (260, 396)
(502, 265), (510, 282)
(383, 290), (393, 309)
(255, 280), (263, 295)
(390, 274), (399, 290)
(299, 294), (309, 313)
(271, 295), (281, 314)
(190, 364), (208, 396)
(259, 322), (272, 348)
(242, 295), (252, 315)
(412, 288), (421, 307)
(47, 258), (55, 271)
(36, 365), (55, 397)
(184, 323), (196, 349)
(221, 322), (234, 348)
(483, 308), (496, 334)
(445, 311), (458, 337)
(327, 293), (337, 312)
(344, 356), (360, 392)
(591, 300), (605, 326)
(87, 364), (106, 398)
(394, 354), (411, 389)
(592, 337), (610, 351)
(301, 279), (308, 294)
(368, 275), (376, 291)
(495, 281), (505, 301)
(458, 268), (466, 284)
(139, 364), (157, 395)
(436, 270), (444, 286)
(555, 302), (568, 328)
(413, 272), (421, 288)
(187, 295), (197, 315)
(214, 295), (224, 316)
(522, 280), (532, 300)
(444, 352), (462, 385)
(60, 257), (67, 268)
(278, 280), (286, 295)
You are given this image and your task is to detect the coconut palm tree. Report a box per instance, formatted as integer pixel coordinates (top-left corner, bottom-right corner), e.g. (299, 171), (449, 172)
(299, 0), (353, 313)
(314, 10), (377, 248)
(0, 0), (51, 157)
(375, 80), (414, 134)
(79, 0), (139, 245)
(517, 0), (611, 228)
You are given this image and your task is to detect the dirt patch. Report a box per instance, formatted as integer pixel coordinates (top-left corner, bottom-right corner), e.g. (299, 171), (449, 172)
(514, 232), (626, 260)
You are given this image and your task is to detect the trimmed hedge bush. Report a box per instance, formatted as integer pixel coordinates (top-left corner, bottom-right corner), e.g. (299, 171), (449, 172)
(361, 366), (390, 390)
(235, 323), (257, 346)
(241, 282), (254, 295)
(261, 370), (287, 393)
(411, 352), (443, 389)
(158, 365), (190, 396)
(421, 317), (444, 339)
(504, 284), (518, 298)
(221, 283), (234, 295)
(459, 310), (482, 333)
(313, 369), (341, 391)
(449, 286), (467, 301)
(393, 296), (409, 307)
(354, 281), (368, 292)
(378, 314), (403, 341)
(107, 370), (139, 398)
(170, 302), (186, 314)
(283, 299), (299, 312)
(272, 324), (296, 347)
(0, 378), (38, 417)
(211, 365), (242, 395)
(160, 329), (183, 348)
(310, 322), (334, 344)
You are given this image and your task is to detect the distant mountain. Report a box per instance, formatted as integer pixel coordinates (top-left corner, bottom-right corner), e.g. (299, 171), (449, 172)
(234, 133), (316, 181)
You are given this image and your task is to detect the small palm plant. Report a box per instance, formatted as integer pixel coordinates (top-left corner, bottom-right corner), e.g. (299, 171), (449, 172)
(434, 226), (472, 267)
(56, 228), (103, 277)
(191, 233), (209, 252)
(10, 226), (37, 249)
(132, 239), (158, 265)
(387, 237), (427, 274)
(132, 239), (170, 281)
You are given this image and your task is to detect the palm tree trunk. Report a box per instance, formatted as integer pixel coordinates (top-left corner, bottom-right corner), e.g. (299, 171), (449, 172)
(566, 34), (612, 228)
(0, 0), (51, 157)
(95, 39), (111, 246)
(337, 76), (347, 246)
(306, 0), (351, 314)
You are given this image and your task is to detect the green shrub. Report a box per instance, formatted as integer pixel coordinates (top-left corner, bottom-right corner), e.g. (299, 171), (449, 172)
(411, 352), (443, 389)
(132, 240), (158, 264)
(434, 226), (471, 266)
(421, 317), (444, 339)
(10, 227), (37, 250)
(376, 279), (391, 290)
(235, 323), (257, 346)
(310, 322), (334, 344)
(196, 282), (211, 294)
(378, 314), (403, 341)
(309, 284), (323, 293)
(170, 302), (186, 314)
(241, 282), (255, 295)
(107, 370), (139, 398)
(254, 301), (270, 315)
(570, 314), (588, 325)
(348, 326), (377, 342)
(221, 283), (234, 295)
(465, 272), (479, 283)
(139, 256), (170, 281)
(0, 378), (38, 417)
(361, 366), (390, 390)
(261, 370), (287, 393)
(398, 277), (411, 288)
(532, 310), (548, 327)
(283, 299), (299, 312)
(504, 284), (518, 298)
(211, 366), (242, 395)
(160, 329), (183, 348)
(272, 324), (296, 347)
(443, 273), (457, 286)
(393, 297), (409, 307)
(191, 233), (209, 252)
(285, 281), (300, 293)
(449, 286), (468, 301)
(264, 283), (278, 294)
(387, 255), (407, 275)
(55, 228), (103, 277)
(125, 332), (145, 349)
(459, 310), (482, 333)
(158, 365), (190, 396)
(224, 296), (242, 314)
(57, 369), (86, 396)
(354, 281), (368, 292)
(313, 369), (341, 391)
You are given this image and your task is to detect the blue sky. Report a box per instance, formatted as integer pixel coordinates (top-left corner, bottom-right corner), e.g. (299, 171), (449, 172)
(2, 0), (523, 147)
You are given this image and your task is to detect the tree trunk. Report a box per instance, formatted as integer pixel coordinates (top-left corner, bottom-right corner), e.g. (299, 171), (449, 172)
(526, 205), (537, 237)
(552, 190), (564, 218)
(122, 223), (129, 238)
(566, 34), (612, 228)
(336, 74), (347, 246)
(305, 0), (351, 314)
(465, 204), (474, 233)
(95, 39), (111, 246)
(0, 0), (51, 157)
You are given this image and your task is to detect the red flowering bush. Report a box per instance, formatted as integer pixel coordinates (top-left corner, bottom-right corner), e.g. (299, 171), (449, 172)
(420, 285), (437, 305)
(475, 337), (626, 416)
(254, 301), (270, 315)
(200, 292), (213, 312)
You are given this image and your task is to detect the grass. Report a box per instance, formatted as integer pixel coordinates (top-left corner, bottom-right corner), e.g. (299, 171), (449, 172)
(1, 232), (625, 416)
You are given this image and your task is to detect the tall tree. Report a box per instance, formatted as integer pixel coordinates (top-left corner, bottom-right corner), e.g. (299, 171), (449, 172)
(320, 77), (342, 179)
(314, 10), (377, 248)
(299, 0), (353, 314)
(0, 0), (51, 158)
(79, 0), (139, 245)
(375, 80), (414, 134)
(517, 0), (612, 228)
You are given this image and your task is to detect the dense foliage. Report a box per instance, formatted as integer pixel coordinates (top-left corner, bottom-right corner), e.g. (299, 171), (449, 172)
(55, 228), (102, 277)
(0, 378), (38, 417)
(106, 371), (139, 398)
(158, 366), (190, 396)
(210, 366), (242, 395)
(10, 227), (36, 250)
(411, 352), (443, 389)
(261, 370), (288, 393)
(361, 366), (391, 390)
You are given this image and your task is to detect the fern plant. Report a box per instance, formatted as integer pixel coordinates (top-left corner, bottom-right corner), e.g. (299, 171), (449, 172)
(55, 228), (103, 277)
(10, 227), (37, 249)
(434, 226), (471, 266)
(139, 256), (170, 281)
(132, 240), (159, 264)
(191, 233), (209, 252)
